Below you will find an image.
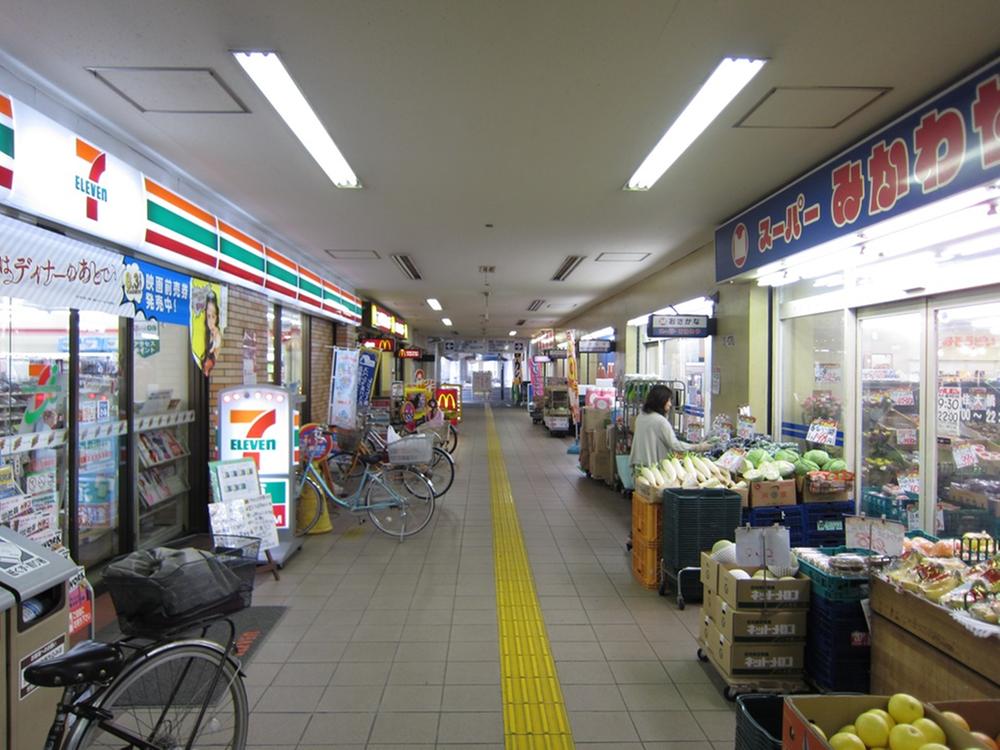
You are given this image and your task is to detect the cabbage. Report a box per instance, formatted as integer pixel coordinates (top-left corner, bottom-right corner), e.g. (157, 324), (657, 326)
(746, 448), (768, 466)
(803, 449), (831, 467)
(773, 449), (799, 463)
(774, 460), (795, 478)
(762, 464), (782, 481)
(743, 468), (764, 481)
(794, 459), (820, 475)
(825, 458), (847, 472)
(741, 458), (755, 474)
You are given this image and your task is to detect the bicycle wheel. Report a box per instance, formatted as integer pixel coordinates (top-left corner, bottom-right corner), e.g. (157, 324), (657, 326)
(70, 641), (247, 750)
(295, 475), (327, 536)
(325, 451), (365, 498)
(366, 467), (435, 538)
(412, 447), (454, 499)
(443, 423), (459, 453)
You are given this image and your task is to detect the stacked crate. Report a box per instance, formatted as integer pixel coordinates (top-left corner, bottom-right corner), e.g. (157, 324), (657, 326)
(630, 487), (662, 589)
(699, 552), (811, 685)
(741, 501), (855, 547)
(662, 488), (742, 603)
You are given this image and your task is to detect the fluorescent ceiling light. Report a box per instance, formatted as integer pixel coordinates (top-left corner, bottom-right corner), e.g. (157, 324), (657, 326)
(625, 57), (766, 191)
(508, 330), (517, 336)
(441, 317), (453, 326)
(426, 298), (443, 311)
(233, 50), (361, 189)
(581, 326), (615, 340)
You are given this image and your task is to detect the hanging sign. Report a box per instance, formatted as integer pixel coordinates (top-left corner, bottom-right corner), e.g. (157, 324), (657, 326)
(361, 337), (395, 352)
(366, 302), (408, 338)
(356, 350), (378, 407)
(544, 349), (568, 359)
(329, 348), (360, 429)
(646, 315), (712, 338)
(734, 526), (791, 570)
(398, 348), (421, 359)
(578, 339), (615, 353)
(846, 516), (905, 557)
(716, 56), (1000, 282)
(566, 331), (580, 425)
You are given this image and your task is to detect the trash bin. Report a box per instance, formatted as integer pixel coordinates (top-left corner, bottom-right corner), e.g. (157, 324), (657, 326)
(0, 527), (77, 750)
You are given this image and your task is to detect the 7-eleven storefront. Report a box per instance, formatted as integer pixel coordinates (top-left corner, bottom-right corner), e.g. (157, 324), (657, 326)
(0, 86), (362, 598)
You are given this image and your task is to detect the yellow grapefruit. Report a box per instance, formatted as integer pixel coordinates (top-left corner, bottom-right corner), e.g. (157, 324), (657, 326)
(831, 733), (867, 750)
(857, 713), (891, 748)
(890, 724), (928, 750)
(868, 710), (897, 730)
(913, 719), (946, 746)
(888, 694), (925, 725)
(940, 712), (969, 732)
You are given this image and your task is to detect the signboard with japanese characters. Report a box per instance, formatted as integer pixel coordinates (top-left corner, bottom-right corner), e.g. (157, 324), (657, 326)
(578, 338), (615, 353)
(646, 315), (712, 338)
(716, 56), (1000, 281)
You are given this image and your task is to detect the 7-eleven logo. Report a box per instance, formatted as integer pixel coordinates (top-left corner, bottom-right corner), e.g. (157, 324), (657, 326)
(229, 409), (277, 468)
(75, 138), (107, 221)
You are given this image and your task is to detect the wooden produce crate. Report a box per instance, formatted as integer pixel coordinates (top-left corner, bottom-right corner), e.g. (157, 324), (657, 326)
(631, 489), (662, 545)
(631, 539), (659, 590)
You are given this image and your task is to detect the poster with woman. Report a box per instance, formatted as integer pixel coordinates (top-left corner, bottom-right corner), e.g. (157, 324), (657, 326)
(190, 279), (225, 376)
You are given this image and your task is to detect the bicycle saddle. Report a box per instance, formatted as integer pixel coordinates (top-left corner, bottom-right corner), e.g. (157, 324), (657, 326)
(25, 640), (126, 687)
(360, 452), (385, 465)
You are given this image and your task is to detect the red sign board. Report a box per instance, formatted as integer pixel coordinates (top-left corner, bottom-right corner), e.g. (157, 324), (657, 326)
(362, 338), (395, 352)
(398, 348), (421, 359)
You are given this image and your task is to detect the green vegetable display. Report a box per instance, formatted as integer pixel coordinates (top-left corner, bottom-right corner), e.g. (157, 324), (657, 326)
(802, 449), (831, 467)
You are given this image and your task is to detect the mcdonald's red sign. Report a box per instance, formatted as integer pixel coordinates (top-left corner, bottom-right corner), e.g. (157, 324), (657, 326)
(435, 387), (461, 420)
(361, 338), (395, 352)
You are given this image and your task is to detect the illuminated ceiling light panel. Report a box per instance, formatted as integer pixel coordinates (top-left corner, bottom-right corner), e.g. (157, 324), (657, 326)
(426, 298), (443, 311)
(441, 317), (453, 326)
(626, 57), (766, 191)
(233, 50), (361, 189)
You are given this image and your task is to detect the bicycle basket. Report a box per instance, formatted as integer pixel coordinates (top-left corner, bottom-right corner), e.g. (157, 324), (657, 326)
(104, 536), (260, 635)
(387, 434), (434, 465)
(330, 427), (360, 453)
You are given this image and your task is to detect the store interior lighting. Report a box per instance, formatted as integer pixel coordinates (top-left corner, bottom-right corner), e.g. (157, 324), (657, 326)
(580, 326), (615, 340)
(233, 50), (361, 189)
(627, 296), (714, 326)
(426, 298), (443, 311)
(441, 317), (453, 326)
(508, 330), (517, 336)
(625, 57), (766, 191)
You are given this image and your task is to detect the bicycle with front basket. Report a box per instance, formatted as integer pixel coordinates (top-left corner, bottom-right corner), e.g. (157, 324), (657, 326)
(296, 424), (436, 538)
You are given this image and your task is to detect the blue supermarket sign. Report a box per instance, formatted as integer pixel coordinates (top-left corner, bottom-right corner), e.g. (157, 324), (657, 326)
(716, 56), (1000, 282)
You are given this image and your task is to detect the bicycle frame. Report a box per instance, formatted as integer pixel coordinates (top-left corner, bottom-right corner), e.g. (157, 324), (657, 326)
(297, 456), (408, 513)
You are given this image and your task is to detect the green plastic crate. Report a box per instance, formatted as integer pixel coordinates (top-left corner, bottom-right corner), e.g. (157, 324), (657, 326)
(796, 546), (873, 602)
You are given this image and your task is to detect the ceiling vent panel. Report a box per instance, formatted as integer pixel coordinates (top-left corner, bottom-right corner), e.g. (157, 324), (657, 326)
(527, 299), (545, 312)
(88, 67), (248, 113)
(516, 319), (526, 326)
(478, 265), (496, 274)
(325, 249), (380, 260)
(595, 251), (650, 262)
(391, 254), (422, 280)
(551, 255), (585, 281)
(736, 86), (890, 129)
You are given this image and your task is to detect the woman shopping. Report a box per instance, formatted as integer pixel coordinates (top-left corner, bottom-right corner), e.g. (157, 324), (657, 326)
(629, 384), (710, 468)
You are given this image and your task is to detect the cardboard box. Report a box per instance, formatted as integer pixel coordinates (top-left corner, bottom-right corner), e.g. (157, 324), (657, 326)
(700, 551), (720, 591)
(734, 485), (749, 508)
(714, 599), (808, 640)
(783, 695), (987, 750)
(802, 487), (852, 503)
(932, 701), (1000, 740)
(750, 479), (796, 508)
(870, 576), (1000, 685)
(583, 408), (610, 432)
(871, 613), (1000, 700)
(717, 564), (810, 609)
(699, 607), (712, 645)
(702, 620), (803, 676)
(590, 452), (608, 481)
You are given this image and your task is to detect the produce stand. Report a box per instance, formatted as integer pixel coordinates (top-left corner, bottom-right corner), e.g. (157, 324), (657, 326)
(869, 576), (1000, 699)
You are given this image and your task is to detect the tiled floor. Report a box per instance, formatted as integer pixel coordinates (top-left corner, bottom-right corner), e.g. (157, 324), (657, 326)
(246, 404), (735, 749)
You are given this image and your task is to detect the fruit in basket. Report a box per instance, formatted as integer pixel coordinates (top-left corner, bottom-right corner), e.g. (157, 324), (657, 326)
(913, 719), (946, 745)
(831, 733), (867, 750)
(971, 733), (999, 750)
(917, 744), (948, 750)
(812, 723), (828, 740)
(711, 539), (733, 554)
(888, 694), (925, 725)
(889, 723), (929, 750)
(868, 710), (897, 730)
(857, 712), (892, 748)
(730, 569), (751, 579)
(939, 712), (968, 732)
(839, 725), (858, 736)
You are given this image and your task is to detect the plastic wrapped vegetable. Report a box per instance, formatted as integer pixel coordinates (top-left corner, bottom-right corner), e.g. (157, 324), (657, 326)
(774, 460), (796, 478)
(802, 449), (830, 467)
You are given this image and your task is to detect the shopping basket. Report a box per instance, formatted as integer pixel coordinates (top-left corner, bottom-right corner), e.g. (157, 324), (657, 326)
(387, 434), (434, 465)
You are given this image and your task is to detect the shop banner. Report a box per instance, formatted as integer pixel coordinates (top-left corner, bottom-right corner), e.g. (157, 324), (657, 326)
(356, 350), (379, 407)
(123, 259), (191, 326)
(330, 348), (360, 428)
(716, 56), (1000, 281)
(190, 279), (225, 376)
(566, 331), (580, 425)
(529, 357), (543, 397)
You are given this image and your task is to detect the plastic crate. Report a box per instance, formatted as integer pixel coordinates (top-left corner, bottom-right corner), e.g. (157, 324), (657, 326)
(804, 530), (848, 547)
(941, 507), (992, 537)
(632, 494), (662, 545)
(806, 652), (871, 693)
(662, 488), (743, 570)
(742, 504), (805, 546)
(862, 490), (917, 523)
(795, 546), (873, 602)
(616, 455), (635, 490)
(735, 695), (783, 750)
(807, 595), (871, 656)
(631, 539), (659, 590)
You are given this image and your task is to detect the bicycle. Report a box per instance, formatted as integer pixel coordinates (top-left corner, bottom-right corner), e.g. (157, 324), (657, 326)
(296, 428), (436, 538)
(27, 541), (254, 750)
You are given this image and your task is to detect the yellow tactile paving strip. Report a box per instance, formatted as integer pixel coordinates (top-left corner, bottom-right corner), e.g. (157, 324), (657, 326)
(486, 406), (575, 750)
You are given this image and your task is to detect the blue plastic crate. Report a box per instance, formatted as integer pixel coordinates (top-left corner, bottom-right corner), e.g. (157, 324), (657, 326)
(804, 529), (847, 547)
(807, 597), (870, 657)
(806, 653), (870, 693)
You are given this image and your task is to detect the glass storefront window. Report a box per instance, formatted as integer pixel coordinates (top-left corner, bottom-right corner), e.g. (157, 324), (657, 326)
(0, 299), (69, 549)
(133, 321), (191, 549)
(858, 311), (922, 523)
(281, 308), (303, 393)
(933, 300), (1000, 536)
(77, 311), (125, 568)
(781, 311), (845, 458)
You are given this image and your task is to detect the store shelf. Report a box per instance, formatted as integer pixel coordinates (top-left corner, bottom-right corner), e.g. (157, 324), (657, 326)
(139, 451), (190, 469)
(139, 492), (187, 517)
(140, 523), (185, 550)
(135, 410), (195, 433)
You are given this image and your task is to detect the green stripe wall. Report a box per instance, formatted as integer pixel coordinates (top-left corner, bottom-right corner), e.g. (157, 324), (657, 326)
(220, 238), (265, 271)
(266, 259), (298, 286)
(0, 124), (12, 158)
(147, 201), (217, 250)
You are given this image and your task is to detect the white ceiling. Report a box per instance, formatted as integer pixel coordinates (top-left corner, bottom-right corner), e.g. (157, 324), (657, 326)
(0, 1), (998, 337)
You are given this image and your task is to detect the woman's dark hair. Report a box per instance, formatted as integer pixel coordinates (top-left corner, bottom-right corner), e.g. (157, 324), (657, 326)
(642, 384), (674, 416)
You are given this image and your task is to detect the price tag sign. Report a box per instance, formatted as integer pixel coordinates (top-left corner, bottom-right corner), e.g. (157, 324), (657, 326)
(845, 516), (905, 556)
(952, 442), (980, 469)
(898, 472), (921, 494)
(737, 418), (756, 440)
(896, 428), (918, 447)
(685, 423), (704, 442)
(806, 419), (838, 446)
(937, 385), (961, 437)
(890, 388), (915, 406)
(735, 526), (791, 570)
(717, 448), (746, 473)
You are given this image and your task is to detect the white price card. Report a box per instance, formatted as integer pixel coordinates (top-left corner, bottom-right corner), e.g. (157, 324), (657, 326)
(735, 526), (791, 570)
(845, 516), (905, 556)
(952, 442), (980, 469)
(716, 449), (746, 473)
(806, 419), (838, 446)
(896, 428), (918, 447)
(890, 388), (915, 406)
(897, 472), (920, 494)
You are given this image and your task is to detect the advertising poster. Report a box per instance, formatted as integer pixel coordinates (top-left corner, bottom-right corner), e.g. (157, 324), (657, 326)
(190, 278), (225, 376)
(566, 331), (580, 425)
(529, 357), (543, 398)
(356, 350), (378, 406)
(242, 329), (257, 384)
(329, 347), (360, 428)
